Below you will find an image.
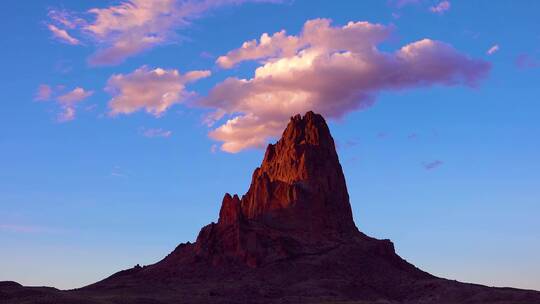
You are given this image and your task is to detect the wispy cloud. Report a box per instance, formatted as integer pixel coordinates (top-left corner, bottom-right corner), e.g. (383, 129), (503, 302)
(515, 54), (540, 69)
(430, 1), (450, 14)
(34, 84), (53, 101)
(377, 132), (389, 139)
(423, 160), (444, 170)
(56, 87), (94, 122)
(487, 44), (499, 55)
(391, 0), (422, 8)
(34, 85), (93, 122)
(48, 24), (80, 45)
(106, 66), (210, 117)
(46, 0), (283, 66)
(110, 165), (128, 178)
(202, 19), (490, 152)
(140, 127), (172, 138)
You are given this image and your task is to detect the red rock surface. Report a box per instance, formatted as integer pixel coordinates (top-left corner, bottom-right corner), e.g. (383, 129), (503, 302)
(2, 112), (540, 304)
(187, 111), (361, 267)
(238, 111), (356, 235)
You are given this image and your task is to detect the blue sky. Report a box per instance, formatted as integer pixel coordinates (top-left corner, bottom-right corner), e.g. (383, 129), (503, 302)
(1, 0), (539, 290)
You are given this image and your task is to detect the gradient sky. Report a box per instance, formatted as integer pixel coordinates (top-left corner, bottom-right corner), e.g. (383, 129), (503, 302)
(1, 0), (539, 291)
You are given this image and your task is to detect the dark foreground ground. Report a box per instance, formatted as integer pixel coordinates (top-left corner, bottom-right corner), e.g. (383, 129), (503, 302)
(2, 233), (540, 304)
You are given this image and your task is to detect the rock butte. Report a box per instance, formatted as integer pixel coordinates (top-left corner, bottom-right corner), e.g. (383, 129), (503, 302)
(2, 112), (539, 304)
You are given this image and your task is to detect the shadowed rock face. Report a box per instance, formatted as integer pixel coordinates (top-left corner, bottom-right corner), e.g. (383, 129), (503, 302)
(2, 112), (540, 304)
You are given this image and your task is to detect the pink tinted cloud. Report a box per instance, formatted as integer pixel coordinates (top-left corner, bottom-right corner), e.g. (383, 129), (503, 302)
(430, 1), (450, 14)
(487, 44), (499, 55)
(56, 87), (94, 122)
(202, 19), (490, 152)
(392, 0), (422, 8)
(140, 127), (172, 138)
(106, 66), (210, 116)
(34, 84), (53, 101)
(35, 85), (93, 122)
(48, 24), (80, 45)
(47, 0), (283, 66)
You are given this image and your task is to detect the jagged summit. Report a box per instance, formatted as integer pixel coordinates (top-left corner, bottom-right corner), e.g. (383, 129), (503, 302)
(219, 111), (356, 238)
(187, 112), (362, 267)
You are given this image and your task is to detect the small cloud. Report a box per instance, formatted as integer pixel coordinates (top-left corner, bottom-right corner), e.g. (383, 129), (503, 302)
(487, 44), (499, 55)
(392, 0), (422, 8)
(210, 144), (218, 153)
(430, 1), (450, 14)
(85, 104), (98, 112)
(407, 133), (418, 139)
(47, 24), (80, 45)
(34, 84), (53, 101)
(377, 132), (389, 139)
(46, 1), (284, 66)
(106, 66), (211, 117)
(140, 127), (172, 138)
(57, 87), (93, 103)
(34, 85), (93, 122)
(200, 51), (215, 59)
(111, 166), (128, 178)
(47, 9), (82, 29)
(54, 60), (73, 74)
(423, 160), (443, 170)
(56, 87), (94, 122)
(515, 53), (540, 69)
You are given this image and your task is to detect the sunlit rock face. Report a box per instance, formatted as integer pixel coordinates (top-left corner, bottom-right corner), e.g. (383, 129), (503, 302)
(192, 112), (361, 267)
(221, 111), (356, 235)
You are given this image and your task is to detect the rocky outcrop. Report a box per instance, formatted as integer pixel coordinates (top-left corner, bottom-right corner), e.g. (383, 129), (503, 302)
(238, 111), (356, 236)
(189, 111), (360, 267)
(217, 112), (355, 236)
(3, 111), (540, 304)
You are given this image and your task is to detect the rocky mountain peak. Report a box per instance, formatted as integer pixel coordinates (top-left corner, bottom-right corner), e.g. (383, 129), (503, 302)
(218, 111), (356, 238)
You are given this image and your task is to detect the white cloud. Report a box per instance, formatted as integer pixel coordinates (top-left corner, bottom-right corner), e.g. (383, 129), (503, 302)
(47, 0), (283, 65)
(106, 66), (210, 116)
(202, 18), (490, 153)
(110, 165), (128, 178)
(430, 1), (450, 14)
(487, 44), (499, 55)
